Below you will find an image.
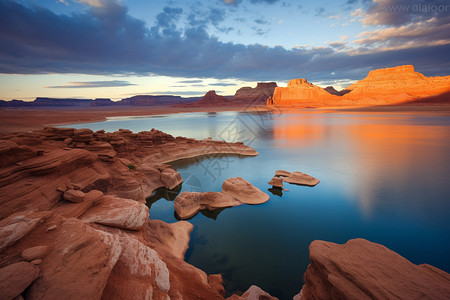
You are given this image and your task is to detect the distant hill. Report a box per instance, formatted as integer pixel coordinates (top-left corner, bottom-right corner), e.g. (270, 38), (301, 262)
(0, 95), (201, 107)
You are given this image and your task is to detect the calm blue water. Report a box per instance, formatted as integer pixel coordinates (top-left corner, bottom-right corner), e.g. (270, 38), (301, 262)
(69, 111), (450, 299)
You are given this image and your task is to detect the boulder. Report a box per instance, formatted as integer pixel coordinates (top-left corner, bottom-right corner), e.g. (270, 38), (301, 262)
(222, 177), (269, 204)
(160, 167), (183, 190)
(275, 170), (319, 186)
(227, 285), (279, 300)
(268, 176), (283, 188)
(81, 195), (149, 230)
(0, 262), (39, 300)
(0, 211), (51, 252)
(174, 191), (242, 219)
(21, 246), (49, 261)
(63, 189), (86, 203)
(24, 217), (122, 300)
(143, 220), (194, 260)
(299, 238), (450, 300)
(101, 235), (170, 300)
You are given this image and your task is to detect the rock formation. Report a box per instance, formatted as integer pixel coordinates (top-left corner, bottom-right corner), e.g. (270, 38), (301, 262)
(187, 90), (234, 107)
(174, 177), (269, 219)
(275, 170), (319, 186)
(0, 127), (275, 299)
(0, 95), (200, 107)
(268, 65), (450, 107)
(298, 238), (450, 300)
(232, 82), (277, 105)
(227, 285), (279, 300)
(119, 95), (199, 106)
(270, 79), (346, 107)
(342, 65), (450, 104)
(268, 176), (283, 188)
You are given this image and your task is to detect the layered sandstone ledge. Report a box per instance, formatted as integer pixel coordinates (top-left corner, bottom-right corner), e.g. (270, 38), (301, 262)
(0, 127), (267, 299)
(298, 238), (450, 300)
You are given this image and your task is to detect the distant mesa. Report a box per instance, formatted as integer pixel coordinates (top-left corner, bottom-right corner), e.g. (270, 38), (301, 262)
(268, 65), (450, 107)
(0, 95), (200, 108)
(119, 95), (199, 106)
(186, 90), (233, 107)
(185, 82), (277, 107)
(232, 82), (277, 105)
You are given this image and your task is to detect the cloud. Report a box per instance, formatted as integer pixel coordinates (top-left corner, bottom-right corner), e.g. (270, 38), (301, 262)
(47, 80), (136, 88)
(210, 82), (236, 86)
(177, 79), (203, 84)
(351, 0), (450, 52)
(359, 0), (450, 26)
(222, 0), (279, 5)
(254, 18), (269, 25)
(315, 7), (326, 16)
(0, 0), (449, 85)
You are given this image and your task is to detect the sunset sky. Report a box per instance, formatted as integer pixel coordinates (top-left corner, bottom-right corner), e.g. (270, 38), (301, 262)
(0, 0), (449, 100)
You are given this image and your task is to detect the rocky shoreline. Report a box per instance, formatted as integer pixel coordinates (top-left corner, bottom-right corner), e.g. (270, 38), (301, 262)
(0, 127), (449, 299)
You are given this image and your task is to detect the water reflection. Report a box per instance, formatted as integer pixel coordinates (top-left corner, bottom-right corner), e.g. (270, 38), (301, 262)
(70, 111), (450, 299)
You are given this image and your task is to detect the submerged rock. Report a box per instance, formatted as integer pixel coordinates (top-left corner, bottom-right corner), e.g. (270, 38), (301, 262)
(299, 238), (450, 300)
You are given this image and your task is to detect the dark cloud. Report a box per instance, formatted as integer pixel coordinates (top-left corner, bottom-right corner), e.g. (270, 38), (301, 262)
(0, 0), (449, 85)
(222, 0), (279, 5)
(363, 0), (450, 26)
(177, 79), (203, 84)
(254, 18), (269, 25)
(47, 80), (136, 88)
(329, 42), (346, 50)
(210, 82), (236, 86)
(251, 26), (269, 36)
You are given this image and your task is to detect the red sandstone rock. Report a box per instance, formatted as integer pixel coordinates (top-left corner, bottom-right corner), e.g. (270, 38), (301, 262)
(0, 211), (51, 252)
(21, 245), (48, 261)
(269, 65), (450, 107)
(188, 90), (234, 107)
(0, 261), (39, 300)
(227, 285), (279, 300)
(160, 167), (183, 190)
(268, 176), (283, 188)
(221, 177), (270, 204)
(63, 189), (86, 202)
(299, 238), (450, 300)
(101, 235), (170, 300)
(232, 82), (277, 105)
(174, 177), (269, 219)
(175, 191), (242, 219)
(81, 195), (149, 230)
(23, 217), (122, 300)
(275, 170), (319, 186)
(143, 220), (194, 260)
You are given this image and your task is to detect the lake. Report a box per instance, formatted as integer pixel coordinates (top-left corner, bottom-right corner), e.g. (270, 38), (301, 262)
(69, 110), (450, 299)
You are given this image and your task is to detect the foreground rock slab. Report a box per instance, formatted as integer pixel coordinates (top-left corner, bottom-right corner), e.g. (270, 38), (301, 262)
(174, 177), (269, 219)
(227, 285), (279, 300)
(275, 170), (319, 186)
(299, 238), (450, 300)
(0, 261), (39, 300)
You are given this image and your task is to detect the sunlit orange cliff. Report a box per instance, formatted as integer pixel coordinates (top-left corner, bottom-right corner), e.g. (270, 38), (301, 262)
(268, 65), (450, 107)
